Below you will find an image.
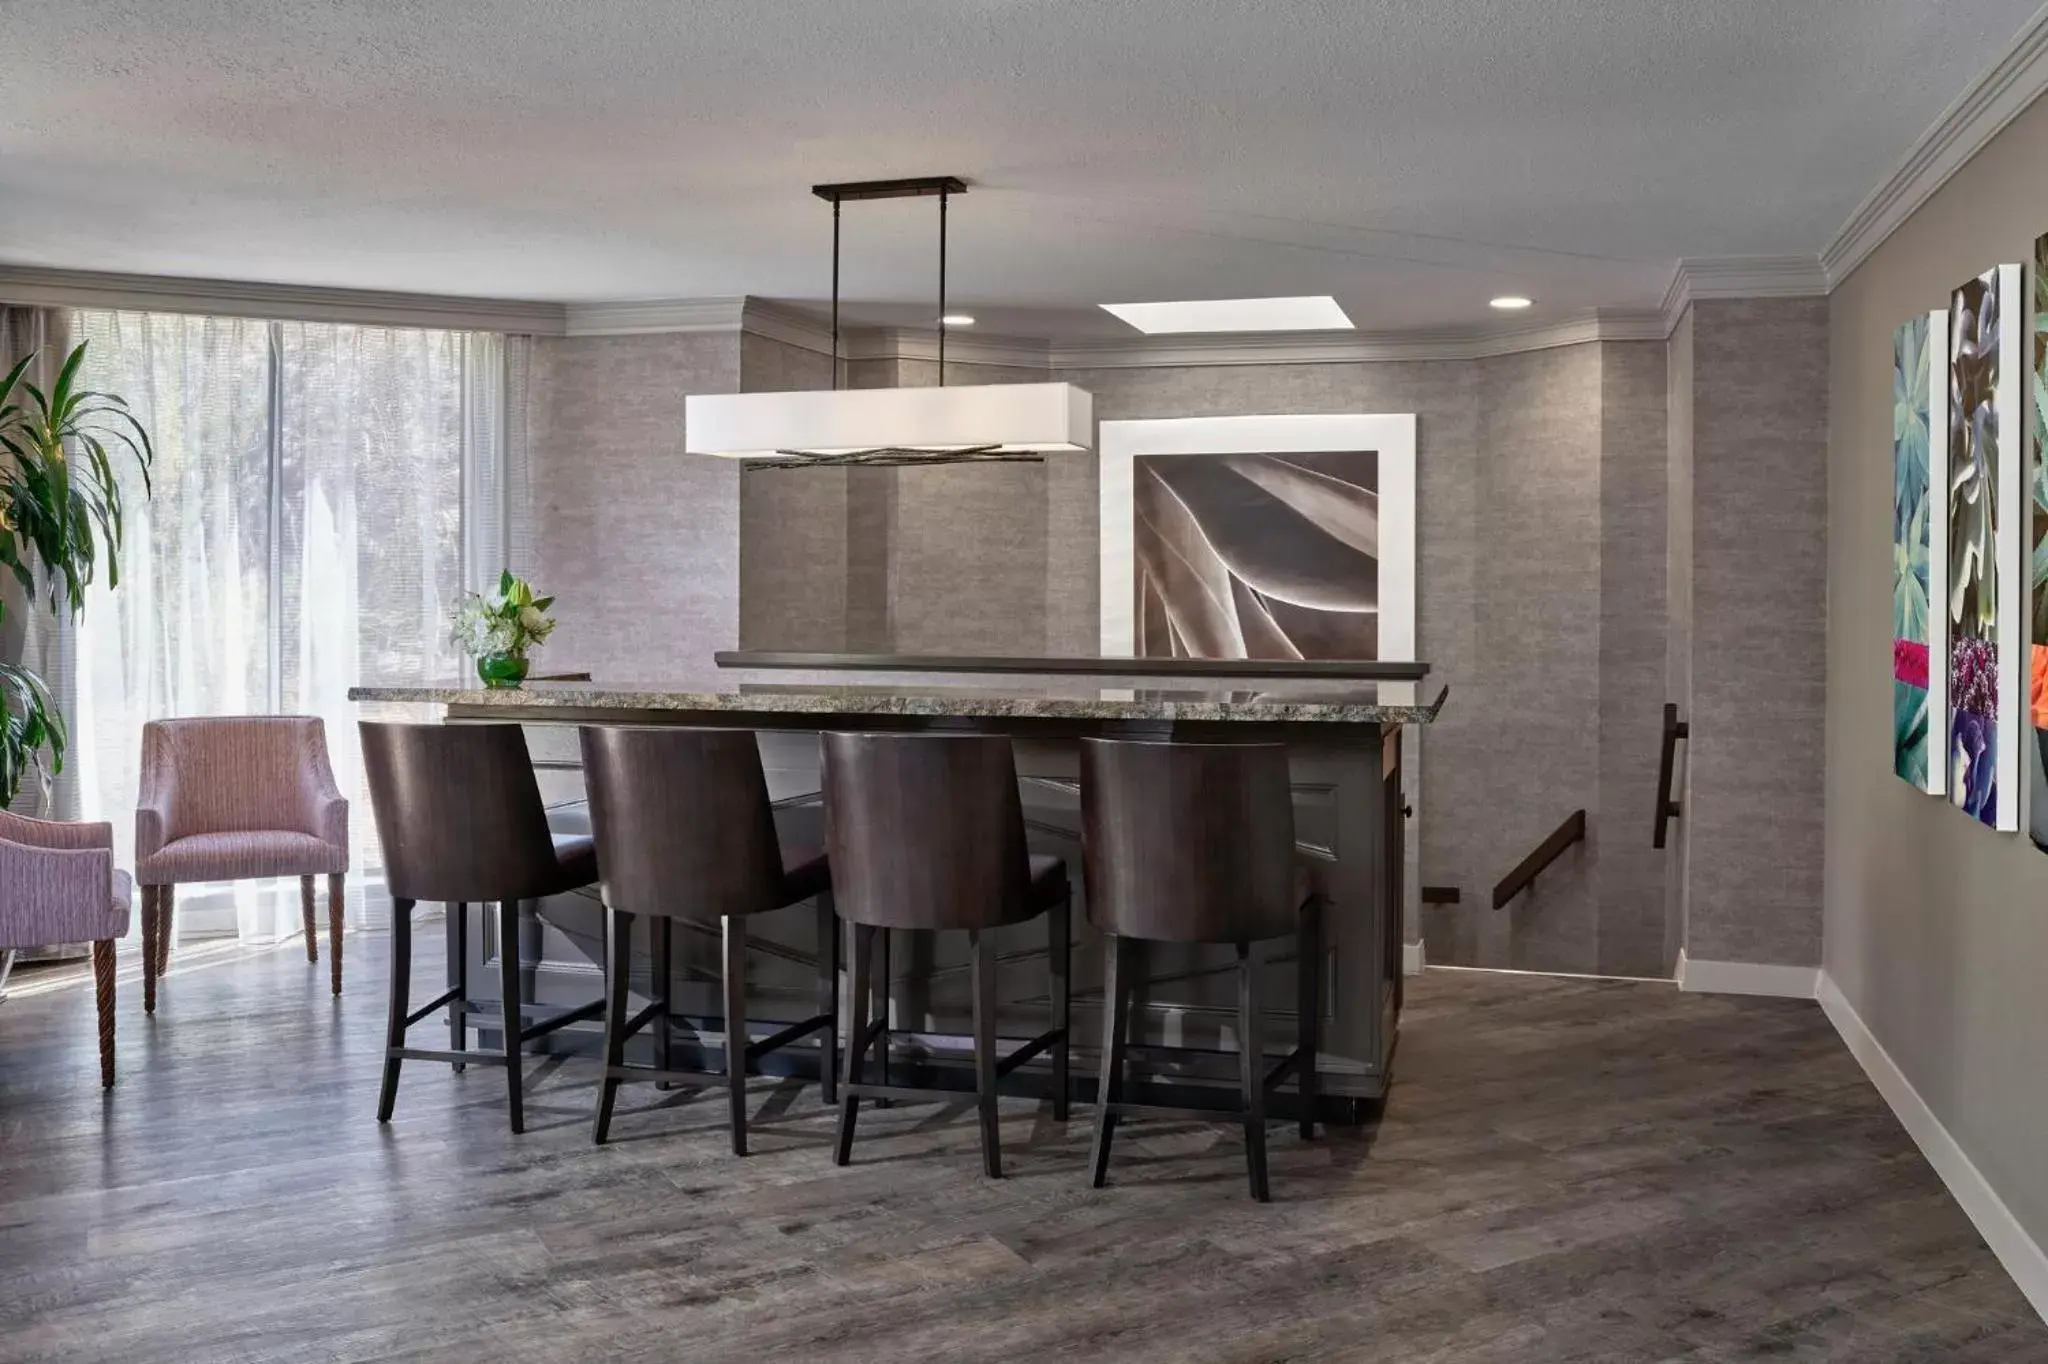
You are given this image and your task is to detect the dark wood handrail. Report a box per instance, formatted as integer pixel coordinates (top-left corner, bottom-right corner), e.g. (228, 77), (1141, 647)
(1492, 810), (1587, 910)
(1653, 703), (1689, 849)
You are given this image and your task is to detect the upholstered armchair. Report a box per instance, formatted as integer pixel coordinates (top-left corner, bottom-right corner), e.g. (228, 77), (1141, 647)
(135, 717), (349, 1013)
(0, 811), (130, 1087)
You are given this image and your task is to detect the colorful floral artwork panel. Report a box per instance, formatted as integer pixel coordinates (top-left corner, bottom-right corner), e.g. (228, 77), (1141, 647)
(2031, 235), (2048, 850)
(1893, 313), (1938, 791)
(1948, 263), (2024, 832)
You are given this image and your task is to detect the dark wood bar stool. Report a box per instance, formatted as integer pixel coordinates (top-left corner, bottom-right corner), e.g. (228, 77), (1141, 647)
(360, 721), (604, 1134)
(579, 726), (837, 1155)
(823, 731), (1071, 1179)
(1081, 737), (1324, 1202)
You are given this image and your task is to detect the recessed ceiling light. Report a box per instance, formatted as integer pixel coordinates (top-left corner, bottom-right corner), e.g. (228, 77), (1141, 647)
(938, 313), (976, 327)
(1490, 296), (1534, 311)
(1099, 296), (1354, 335)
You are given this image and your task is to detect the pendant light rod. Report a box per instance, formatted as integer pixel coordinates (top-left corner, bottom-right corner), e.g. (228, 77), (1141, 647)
(938, 187), (948, 387)
(810, 176), (970, 390)
(830, 192), (842, 391)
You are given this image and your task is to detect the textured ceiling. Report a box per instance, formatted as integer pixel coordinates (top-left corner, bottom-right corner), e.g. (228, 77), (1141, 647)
(0, 0), (2039, 336)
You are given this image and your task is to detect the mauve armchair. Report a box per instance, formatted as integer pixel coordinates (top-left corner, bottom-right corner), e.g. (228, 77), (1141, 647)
(135, 716), (350, 1013)
(0, 810), (130, 1087)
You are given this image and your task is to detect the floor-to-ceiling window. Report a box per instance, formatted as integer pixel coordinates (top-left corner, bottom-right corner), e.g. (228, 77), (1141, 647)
(69, 311), (507, 941)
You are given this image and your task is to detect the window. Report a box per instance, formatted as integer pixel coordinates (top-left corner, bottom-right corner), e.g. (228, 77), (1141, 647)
(70, 311), (507, 940)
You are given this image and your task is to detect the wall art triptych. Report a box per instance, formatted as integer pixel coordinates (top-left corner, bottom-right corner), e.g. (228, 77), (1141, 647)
(1895, 250), (2048, 847)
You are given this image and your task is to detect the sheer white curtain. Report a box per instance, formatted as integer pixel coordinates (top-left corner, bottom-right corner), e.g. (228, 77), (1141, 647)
(71, 311), (505, 943)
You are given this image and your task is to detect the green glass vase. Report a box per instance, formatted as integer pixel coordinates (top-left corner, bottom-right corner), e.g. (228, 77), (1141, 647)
(476, 653), (530, 689)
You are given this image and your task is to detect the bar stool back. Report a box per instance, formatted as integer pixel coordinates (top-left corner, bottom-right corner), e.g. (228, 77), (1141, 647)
(579, 726), (835, 1155)
(360, 721), (602, 1133)
(822, 731), (1071, 1177)
(1081, 737), (1324, 1202)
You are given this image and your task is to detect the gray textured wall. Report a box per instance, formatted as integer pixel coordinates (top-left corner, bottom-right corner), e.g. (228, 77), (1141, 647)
(525, 331), (741, 676)
(1664, 311), (1695, 969)
(723, 347), (1672, 975)
(1599, 341), (1677, 975)
(737, 334), (845, 650)
(1686, 299), (1830, 966)
(1826, 89), (2048, 1258)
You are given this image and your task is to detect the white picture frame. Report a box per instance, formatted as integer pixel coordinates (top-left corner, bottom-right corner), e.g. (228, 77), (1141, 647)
(1097, 413), (1418, 661)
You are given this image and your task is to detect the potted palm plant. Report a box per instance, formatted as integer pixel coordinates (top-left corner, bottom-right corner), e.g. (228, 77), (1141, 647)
(0, 343), (153, 806)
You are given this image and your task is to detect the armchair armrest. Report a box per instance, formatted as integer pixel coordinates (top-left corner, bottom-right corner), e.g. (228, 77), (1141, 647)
(0, 809), (112, 851)
(0, 836), (123, 951)
(299, 753), (349, 851)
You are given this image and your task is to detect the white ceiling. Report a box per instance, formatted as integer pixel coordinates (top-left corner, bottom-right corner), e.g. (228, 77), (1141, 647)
(0, 0), (2040, 338)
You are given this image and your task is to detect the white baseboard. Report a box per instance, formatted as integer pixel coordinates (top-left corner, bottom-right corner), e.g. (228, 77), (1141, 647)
(1403, 939), (1426, 976)
(1818, 971), (2048, 1324)
(1675, 949), (1819, 998)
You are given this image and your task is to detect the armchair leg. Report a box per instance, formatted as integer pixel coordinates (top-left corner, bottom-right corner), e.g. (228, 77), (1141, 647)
(328, 873), (345, 996)
(92, 939), (116, 1089)
(154, 886), (174, 975)
(301, 876), (319, 962)
(141, 886), (160, 1016)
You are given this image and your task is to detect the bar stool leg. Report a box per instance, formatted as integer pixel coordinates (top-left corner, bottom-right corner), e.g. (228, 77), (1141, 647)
(498, 899), (525, 1135)
(1090, 935), (1133, 1188)
(816, 893), (839, 1105)
(1238, 940), (1270, 1203)
(1297, 898), (1322, 1140)
(593, 907), (632, 1145)
(835, 923), (875, 1166)
(651, 916), (673, 1086)
(448, 902), (468, 1072)
(377, 897), (415, 1122)
(970, 928), (1002, 1179)
(1050, 895), (1071, 1122)
(874, 928), (891, 1105)
(722, 914), (750, 1156)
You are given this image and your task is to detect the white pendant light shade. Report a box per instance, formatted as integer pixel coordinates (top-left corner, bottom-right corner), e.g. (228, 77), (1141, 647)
(685, 382), (1094, 461)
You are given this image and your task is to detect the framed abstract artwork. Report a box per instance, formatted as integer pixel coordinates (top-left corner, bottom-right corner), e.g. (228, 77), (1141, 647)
(1946, 263), (2024, 831)
(1893, 310), (1947, 794)
(1097, 414), (1417, 661)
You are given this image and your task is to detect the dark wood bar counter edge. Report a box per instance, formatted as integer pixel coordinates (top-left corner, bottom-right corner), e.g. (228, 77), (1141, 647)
(349, 662), (1444, 1123)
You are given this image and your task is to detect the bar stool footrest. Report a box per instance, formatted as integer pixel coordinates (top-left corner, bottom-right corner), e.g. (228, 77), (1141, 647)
(389, 1046), (508, 1067)
(404, 985), (463, 1029)
(994, 1026), (1067, 1080)
(517, 998), (604, 1044)
(744, 1012), (833, 1062)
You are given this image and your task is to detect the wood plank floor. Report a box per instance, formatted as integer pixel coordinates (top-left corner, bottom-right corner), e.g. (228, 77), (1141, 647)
(1, 934), (2041, 1363)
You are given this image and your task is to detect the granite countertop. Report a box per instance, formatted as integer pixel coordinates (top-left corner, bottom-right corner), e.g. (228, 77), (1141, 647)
(348, 674), (1449, 725)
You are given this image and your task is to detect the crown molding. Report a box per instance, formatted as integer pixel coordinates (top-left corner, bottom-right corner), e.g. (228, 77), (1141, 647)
(851, 327), (1054, 370)
(1823, 2), (2048, 285)
(1657, 255), (1830, 334)
(562, 296), (747, 337)
(1046, 308), (1667, 369)
(0, 263), (566, 333)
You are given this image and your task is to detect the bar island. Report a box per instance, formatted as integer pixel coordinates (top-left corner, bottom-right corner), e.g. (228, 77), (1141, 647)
(350, 660), (1445, 1117)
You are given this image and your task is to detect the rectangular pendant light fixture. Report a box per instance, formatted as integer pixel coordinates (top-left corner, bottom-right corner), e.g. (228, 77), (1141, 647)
(685, 382), (1094, 464)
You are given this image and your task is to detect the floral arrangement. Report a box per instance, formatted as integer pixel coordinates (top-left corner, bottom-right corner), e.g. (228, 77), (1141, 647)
(450, 571), (556, 687)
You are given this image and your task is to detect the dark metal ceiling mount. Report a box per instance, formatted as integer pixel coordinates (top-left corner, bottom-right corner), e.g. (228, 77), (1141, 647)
(809, 175), (969, 392)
